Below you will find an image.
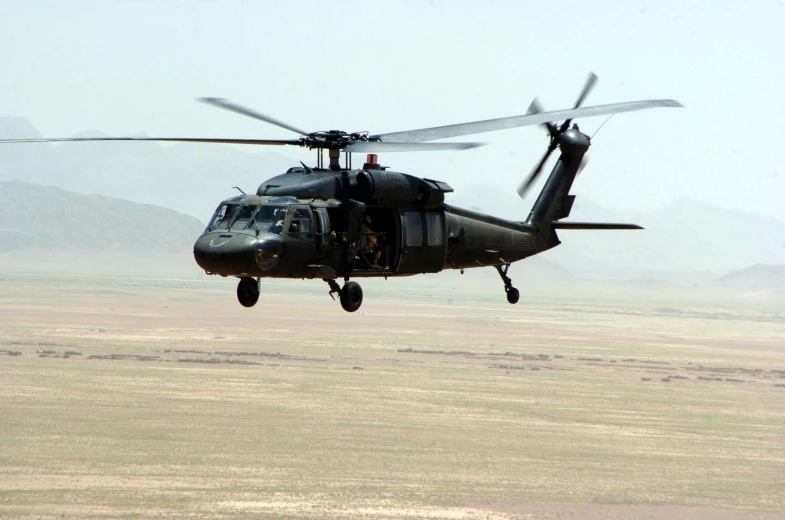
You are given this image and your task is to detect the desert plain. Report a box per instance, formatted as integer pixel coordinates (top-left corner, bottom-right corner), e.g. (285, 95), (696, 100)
(1, 273), (784, 519)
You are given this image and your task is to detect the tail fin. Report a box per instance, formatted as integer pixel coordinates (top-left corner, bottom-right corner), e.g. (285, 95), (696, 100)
(523, 153), (643, 232)
(525, 153), (582, 229)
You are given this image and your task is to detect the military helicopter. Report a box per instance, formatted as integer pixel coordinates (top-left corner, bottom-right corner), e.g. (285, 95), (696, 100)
(1, 73), (681, 312)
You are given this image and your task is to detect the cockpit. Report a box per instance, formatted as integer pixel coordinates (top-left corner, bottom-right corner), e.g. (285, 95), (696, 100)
(205, 196), (308, 236)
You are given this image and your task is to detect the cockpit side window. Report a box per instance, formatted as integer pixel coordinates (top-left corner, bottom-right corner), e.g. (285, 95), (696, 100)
(207, 203), (240, 231)
(250, 205), (288, 236)
(288, 207), (312, 234)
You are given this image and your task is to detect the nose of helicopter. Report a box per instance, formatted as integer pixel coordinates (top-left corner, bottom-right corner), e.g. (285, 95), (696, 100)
(193, 232), (282, 274)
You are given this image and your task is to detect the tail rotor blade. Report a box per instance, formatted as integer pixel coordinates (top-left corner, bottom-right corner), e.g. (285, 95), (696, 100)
(527, 97), (545, 114)
(573, 72), (598, 109)
(528, 97), (559, 138)
(577, 156), (589, 177)
(560, 72), (599, 132)
(517, 146), (555, 198)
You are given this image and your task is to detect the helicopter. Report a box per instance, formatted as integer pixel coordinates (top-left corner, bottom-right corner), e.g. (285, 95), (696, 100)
(1, 73), (681, 312)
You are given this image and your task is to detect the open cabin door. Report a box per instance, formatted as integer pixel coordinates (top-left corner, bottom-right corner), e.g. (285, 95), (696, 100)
(396, 209), (446, 274)
(312, 207), (330, 253)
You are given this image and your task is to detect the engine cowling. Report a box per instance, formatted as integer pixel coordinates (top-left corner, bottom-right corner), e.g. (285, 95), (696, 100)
(355, 170), (452, 209)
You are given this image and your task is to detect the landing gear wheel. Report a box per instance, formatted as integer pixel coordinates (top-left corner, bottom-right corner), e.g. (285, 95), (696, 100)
(237, 277), (260, 308)
(340, 281), (363, 312)
(496, 263), (519, 305)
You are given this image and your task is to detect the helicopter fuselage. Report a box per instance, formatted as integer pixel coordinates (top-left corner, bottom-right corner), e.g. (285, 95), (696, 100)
(192, 168), (553, 281)
(0, 73), (677, 312)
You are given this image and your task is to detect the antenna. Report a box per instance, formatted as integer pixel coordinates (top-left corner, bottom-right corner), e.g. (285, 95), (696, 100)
(591, 114), (615, 140)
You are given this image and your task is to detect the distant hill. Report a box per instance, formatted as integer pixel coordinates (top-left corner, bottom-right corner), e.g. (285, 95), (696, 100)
(1, 181), (781, 309)
(711, 264), (785, 298)
(448, 185), (785, 281)
(0, 117), (299, 221)
(0, 180), (204, 254)
(0, 117), (44, 140)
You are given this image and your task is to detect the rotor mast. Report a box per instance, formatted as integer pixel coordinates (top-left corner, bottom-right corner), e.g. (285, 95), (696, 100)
(328, 148), (341, 171)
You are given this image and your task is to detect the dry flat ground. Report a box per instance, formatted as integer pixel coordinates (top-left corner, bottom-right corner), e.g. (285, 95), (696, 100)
(1, 275), (784, 519)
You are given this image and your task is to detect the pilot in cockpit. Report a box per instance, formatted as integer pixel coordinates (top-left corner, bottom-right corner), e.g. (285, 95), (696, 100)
(250, 205), (288, 235)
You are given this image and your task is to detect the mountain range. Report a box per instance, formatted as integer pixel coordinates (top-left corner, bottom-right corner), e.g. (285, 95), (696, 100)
(448, 184), (785, 281)
(3, 116), (785, 284)
(0, 116), (296, 221)
(0, 180), (205, 278)
(1, 180), (782, 307)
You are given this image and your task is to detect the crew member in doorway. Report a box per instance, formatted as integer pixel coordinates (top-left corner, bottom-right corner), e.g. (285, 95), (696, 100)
(361, 215), (383, 268)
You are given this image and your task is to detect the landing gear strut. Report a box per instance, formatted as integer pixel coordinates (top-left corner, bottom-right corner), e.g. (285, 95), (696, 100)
(495, 263), (519, 305)
(325, 278), (364, 313)
(237, 277), (260, 308)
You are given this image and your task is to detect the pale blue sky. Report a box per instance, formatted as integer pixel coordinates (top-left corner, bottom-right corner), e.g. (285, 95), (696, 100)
(2, 1), (783, 218)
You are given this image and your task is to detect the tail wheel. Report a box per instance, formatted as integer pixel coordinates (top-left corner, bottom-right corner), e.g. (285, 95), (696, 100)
(340, 281), (363, 312)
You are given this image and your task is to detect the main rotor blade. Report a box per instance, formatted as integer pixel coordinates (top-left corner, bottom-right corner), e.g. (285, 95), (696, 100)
(376, 99), (683, 143)
(573, 72), (598, 109)
(517, 146), (555, 199)
(197, 97), (310, 136)
(342, 141), (484, 153)
(0, 137), (302, 146)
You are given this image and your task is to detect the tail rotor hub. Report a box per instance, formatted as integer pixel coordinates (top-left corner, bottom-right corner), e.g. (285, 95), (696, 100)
(517, 73), (600, 198)
(559, 127), (591, 154)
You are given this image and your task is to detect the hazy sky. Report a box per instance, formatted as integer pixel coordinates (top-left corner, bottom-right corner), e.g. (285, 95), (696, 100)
(2, 1), (784, 219)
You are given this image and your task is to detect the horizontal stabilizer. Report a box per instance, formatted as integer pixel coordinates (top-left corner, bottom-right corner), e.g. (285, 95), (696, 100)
(552, 222), (644, 230)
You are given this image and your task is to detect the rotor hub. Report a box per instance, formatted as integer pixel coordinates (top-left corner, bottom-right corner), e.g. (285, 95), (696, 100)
(558, 128), (591, 155)
(300, 130), (373, 150)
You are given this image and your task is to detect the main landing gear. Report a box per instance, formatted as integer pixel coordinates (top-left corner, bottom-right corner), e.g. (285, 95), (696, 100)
(325, 278), (364, 313)
(237, 277), (260, 308)
(495, 263), (520, 305)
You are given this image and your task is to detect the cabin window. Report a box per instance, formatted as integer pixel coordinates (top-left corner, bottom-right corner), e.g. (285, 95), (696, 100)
(404, 212), (422, 247)
(426, 212), (443, 246)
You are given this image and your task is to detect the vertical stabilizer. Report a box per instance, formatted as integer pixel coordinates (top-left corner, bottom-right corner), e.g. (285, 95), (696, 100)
(524, 128), (589, 229)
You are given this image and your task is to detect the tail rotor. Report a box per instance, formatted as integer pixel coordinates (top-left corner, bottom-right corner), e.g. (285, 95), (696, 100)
(517, 72), (598, 199)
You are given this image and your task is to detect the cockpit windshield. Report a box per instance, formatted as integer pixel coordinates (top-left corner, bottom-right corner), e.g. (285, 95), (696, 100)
(250, 205), (288, 235)
(230, 204), (258, 230)
(207, 203), (240, 231)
